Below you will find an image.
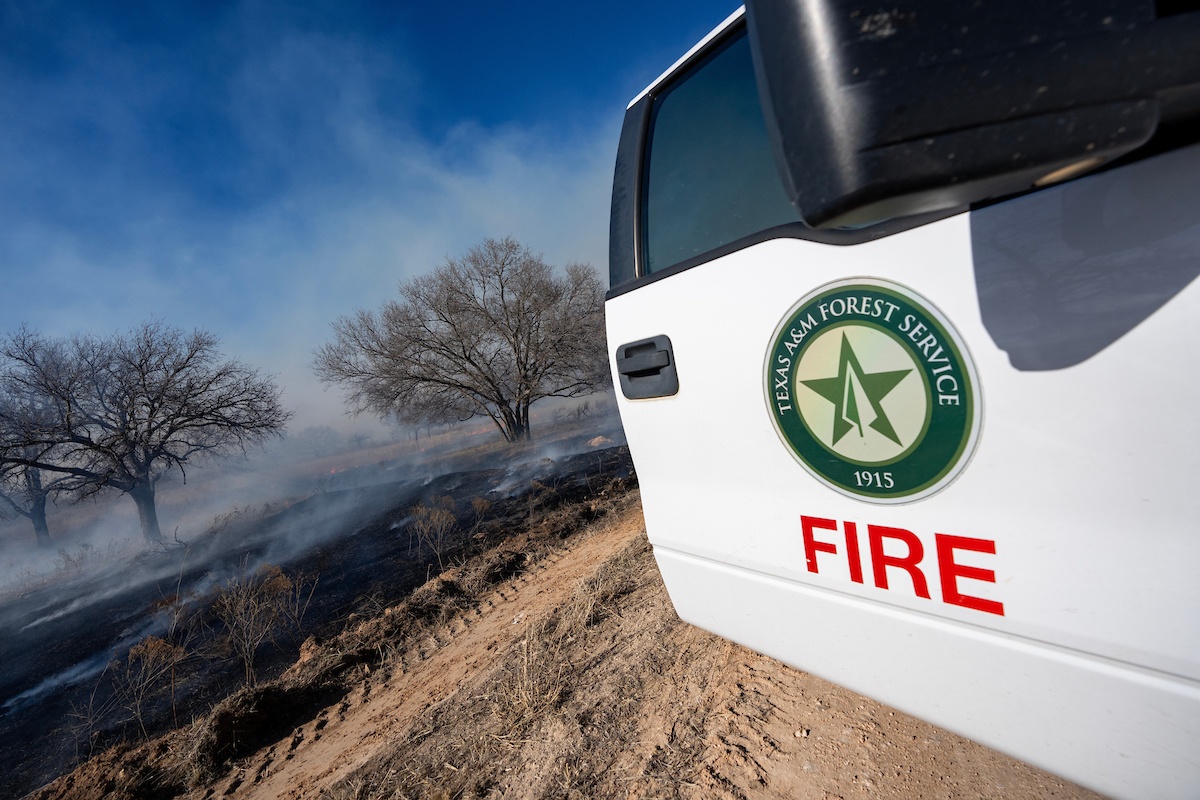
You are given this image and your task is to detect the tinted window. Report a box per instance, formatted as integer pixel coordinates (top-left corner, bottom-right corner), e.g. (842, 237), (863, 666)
(642, 30), (799, 273)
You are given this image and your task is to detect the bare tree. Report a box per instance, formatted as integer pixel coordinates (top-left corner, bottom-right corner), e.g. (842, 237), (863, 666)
(0, 367), (96, 546)
(0, 322), (291, 543)
(314, 237), (609, 443)
(0, 462), (73, 547)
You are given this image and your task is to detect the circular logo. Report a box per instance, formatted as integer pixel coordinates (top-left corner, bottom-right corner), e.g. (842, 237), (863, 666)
(765, 279), (981, 503)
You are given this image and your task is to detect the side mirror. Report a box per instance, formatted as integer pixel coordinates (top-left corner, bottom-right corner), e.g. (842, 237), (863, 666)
(745, 0), (1200, 229)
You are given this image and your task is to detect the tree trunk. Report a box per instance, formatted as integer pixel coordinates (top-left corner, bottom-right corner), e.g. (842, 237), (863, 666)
(24, 469), (51, 548)
(519, 402), (532, 442)
(497, 404), (531, 443)
(129, 484), (164, 544)
(507, 419), (530, 442)
(29, 496), (51, 549)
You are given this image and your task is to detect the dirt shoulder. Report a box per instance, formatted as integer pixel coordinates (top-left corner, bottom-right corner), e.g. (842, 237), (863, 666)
(31, 489), (1101, 800)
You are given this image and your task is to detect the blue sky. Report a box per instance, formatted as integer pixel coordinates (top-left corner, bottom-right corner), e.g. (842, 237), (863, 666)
(0, 0), (740, 431)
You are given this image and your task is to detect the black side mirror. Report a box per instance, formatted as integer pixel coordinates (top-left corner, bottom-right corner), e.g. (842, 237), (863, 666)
(745, 0), (1200, 229)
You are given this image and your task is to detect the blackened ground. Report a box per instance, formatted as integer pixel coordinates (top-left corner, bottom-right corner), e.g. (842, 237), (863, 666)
(0, 429), (631, 800)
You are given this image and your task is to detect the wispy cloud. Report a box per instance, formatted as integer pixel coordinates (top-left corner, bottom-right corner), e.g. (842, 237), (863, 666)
(0, 1), (619, 430)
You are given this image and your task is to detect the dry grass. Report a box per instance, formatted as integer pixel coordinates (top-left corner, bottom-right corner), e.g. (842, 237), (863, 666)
(212, 562), (318, 686)
(119, 636), (187, 738)
(318, 528), (653, 800)
(409, 496), (459, 569)
(489, 614), (570, 722)
(489, 521), (644, 723)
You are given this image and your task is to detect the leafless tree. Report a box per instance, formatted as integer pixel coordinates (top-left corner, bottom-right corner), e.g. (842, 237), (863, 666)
(0, 377), (92, 546)
(0, 322), (291, 543)
(0, 463), (65, 547)
(0, 367), (101, 546)
(314, 237), (609, 443)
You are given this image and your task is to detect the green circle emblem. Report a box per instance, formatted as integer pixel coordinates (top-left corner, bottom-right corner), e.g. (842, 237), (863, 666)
(765, 279), (981, 503)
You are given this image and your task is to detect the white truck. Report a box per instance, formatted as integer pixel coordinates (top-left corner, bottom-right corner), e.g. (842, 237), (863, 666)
(604, 2), (1200, 798)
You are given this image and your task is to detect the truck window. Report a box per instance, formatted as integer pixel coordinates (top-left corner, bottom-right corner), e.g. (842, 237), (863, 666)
(642, 28), (799, 274)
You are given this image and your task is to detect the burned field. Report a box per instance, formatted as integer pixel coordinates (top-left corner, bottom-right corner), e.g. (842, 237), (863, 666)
(0, 428), (632, 799)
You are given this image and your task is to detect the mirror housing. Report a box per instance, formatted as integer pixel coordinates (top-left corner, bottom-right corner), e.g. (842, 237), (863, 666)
(744, 0), (1200, 229)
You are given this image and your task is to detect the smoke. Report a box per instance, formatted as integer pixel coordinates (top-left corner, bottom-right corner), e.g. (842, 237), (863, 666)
(0, 410), (640, 800)
(2, 652), (111, 716)
(0, 1), (627, 617)
(2, 613), (166, 716)
(0, 2), (620, 439)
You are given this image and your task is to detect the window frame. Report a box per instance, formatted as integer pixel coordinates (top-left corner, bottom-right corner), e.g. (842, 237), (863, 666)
(606, 17), (959, 300)
(638, 27), (800, 276)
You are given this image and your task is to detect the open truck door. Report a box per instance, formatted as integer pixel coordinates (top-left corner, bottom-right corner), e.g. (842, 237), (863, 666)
(605, 2), (1200, 798)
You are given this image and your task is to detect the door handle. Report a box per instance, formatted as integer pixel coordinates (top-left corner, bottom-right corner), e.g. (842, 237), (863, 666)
(615, 336), (678, 399)
(616, 349), (669, 375)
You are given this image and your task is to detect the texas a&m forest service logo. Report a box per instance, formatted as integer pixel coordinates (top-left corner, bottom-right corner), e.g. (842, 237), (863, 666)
(766, 279), (981, 503)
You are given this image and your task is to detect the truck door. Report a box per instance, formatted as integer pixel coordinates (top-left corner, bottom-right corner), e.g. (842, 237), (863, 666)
(605, 5), (1200, 799)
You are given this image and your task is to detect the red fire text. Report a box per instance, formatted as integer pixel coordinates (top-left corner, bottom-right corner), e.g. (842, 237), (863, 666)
(800, 514), (1005, 616)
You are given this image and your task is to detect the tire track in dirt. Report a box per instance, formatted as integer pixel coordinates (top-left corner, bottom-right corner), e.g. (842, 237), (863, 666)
(197, 497), (650, 799)
(613, 594), (1100, 800)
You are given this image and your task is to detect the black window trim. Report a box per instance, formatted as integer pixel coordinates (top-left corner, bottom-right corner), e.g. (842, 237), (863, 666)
(606, 17), (965, 301)
(606, 212), (962, 300)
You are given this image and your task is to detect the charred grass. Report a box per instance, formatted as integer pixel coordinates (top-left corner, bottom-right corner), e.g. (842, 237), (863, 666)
(28, 457), (638, 800)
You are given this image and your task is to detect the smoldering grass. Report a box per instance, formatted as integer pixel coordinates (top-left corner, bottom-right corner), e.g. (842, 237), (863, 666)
(62, 661), (122, 761)
(20, 446), (636, 799)
(0, 537), (138, 605)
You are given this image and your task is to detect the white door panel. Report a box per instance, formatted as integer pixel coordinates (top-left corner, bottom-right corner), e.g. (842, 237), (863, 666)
(610, 207), (1200, 683)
